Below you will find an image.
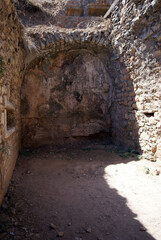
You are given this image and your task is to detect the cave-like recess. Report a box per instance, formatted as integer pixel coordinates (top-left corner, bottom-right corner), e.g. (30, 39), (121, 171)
(21, 49), (113, 147)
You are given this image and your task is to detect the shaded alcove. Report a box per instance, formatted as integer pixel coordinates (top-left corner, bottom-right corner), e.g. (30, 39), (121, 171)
(21, 49), (113, 147)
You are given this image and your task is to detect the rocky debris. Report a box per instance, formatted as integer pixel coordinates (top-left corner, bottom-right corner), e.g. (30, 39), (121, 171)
(144, 166), (150, 174)
(75, 237), (82, 240)
(139, 226), (147, 232)
(86, 227), (92, 233)
(0, 185), (43, 240)
(57, 231), (64, 237)
(155, 169), (160, 176)
(50, 223), (57, 230)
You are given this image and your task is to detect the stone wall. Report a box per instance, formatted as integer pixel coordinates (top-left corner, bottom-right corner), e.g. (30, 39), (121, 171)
(0, 0), (160, 205)
(20, 0), (161, 161)
(108, 0), (161, 160)
(21, 0), (161, 161)
(0, 0), (24, 204)
(20, 21), (113, 147)
(65, 0), (109, 17)
(21, 50), (112, 147)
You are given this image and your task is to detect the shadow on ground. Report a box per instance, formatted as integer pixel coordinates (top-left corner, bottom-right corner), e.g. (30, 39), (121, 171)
(0, 144), (157, 240)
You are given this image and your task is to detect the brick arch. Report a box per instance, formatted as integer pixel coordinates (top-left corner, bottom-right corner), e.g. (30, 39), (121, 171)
(24, 29), (110, 68)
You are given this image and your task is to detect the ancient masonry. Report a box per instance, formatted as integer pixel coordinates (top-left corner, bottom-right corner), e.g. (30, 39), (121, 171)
(0, 0), (24, 204)
(0, 0), (161, 204)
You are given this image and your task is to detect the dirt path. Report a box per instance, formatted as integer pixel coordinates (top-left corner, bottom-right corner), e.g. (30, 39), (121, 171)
(0, 144), (161, 240)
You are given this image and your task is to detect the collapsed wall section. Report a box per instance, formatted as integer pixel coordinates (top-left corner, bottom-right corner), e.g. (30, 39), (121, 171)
(0, 0), (24, 204)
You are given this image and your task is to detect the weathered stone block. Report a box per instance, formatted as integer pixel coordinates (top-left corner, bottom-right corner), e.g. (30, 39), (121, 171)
(88, 3), (109, 16)
(66, 6), (83, 16)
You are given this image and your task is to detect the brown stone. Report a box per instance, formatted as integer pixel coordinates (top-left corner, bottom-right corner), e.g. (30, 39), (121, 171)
(0, 0), (161, 206)
(21, 51), (112, 147)
(88, 3), (109, 16)
(66, 6), (83, 16)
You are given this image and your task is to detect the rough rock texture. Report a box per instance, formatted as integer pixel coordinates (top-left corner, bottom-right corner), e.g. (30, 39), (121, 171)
(20, 0), (161, 161)
(109, 0), (161, 160)
(14, 0), (107, 29)
(0, 0), (161, 205)
(0, 0), (24, 204)
(21, 51), (112, 146)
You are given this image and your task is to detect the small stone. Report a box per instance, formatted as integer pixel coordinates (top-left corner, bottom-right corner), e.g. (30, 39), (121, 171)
(155, 169), (160, 176)
(57, 232), (64, 237)
(14, 221), (18, 226)
(75, 237), (82, 240)
(11, 209), (16, 215)
(139, 227), (146, 231)
(68, 222), (71, 226)
(9, 232), (14, 236)
(144, 166), (150, 174)
(86, 228), (92, 233)
(50, 223), (57, 230)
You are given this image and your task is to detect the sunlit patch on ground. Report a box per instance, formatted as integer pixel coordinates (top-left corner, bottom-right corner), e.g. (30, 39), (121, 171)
(104, 159), (161, 239)
(1, 145), (161, 240)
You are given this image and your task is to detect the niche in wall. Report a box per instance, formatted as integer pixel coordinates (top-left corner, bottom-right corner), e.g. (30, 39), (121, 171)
(21, 50), (113, 147)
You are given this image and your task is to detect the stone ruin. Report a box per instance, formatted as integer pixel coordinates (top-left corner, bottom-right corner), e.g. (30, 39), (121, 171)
(0, 0), (161, 204)
(65, 0), (109, 16)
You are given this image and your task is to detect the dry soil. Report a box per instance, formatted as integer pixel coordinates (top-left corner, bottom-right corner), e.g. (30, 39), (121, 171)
(1, 143), (161, 240)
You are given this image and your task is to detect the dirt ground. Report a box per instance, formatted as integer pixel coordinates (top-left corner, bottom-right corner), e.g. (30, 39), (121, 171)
(0, 143), (161, 240)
